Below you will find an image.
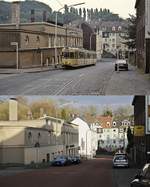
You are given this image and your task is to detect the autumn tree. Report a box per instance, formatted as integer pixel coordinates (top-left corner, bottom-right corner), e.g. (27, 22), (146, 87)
(102, 107), (113, 117)
(0, 100), (9, 120)
(113, 105), (133, 126)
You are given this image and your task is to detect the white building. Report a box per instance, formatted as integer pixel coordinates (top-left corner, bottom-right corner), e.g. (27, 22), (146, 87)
(96, 116), (128, 152)
(71, 117), (98, 159)
(95, 21), (128, 58)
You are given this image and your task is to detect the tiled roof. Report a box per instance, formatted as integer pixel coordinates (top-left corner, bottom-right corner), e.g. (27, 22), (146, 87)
(96, 116), (113, 128)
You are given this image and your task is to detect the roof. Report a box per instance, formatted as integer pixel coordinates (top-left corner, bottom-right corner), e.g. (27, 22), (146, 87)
(71, 117), (89, 128)
(96, 116), (113, 128)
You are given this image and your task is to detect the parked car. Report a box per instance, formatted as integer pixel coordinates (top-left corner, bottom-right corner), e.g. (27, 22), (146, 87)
(115, 59), (128, 71)
(113, 153), (129, 168)
(51, 156), (72, 166)
(130, 163), (150, 187)
(71, 156), (81, 164)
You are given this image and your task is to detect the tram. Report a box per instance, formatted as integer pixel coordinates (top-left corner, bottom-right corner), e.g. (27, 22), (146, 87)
(62, 47), (97, 68)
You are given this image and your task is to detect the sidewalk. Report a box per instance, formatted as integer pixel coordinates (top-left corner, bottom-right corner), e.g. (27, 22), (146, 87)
(0, 65), (62, 74)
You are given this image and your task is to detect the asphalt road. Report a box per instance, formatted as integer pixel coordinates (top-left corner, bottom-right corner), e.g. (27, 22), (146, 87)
(0, 158), (113, 187)
(0, 157), (138, 187)
(0, 59), (149, 95)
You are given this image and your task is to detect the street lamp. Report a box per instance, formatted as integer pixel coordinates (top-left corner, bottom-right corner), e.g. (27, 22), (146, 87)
(11, 42), (19, 70)
(54, 2), (85, 67)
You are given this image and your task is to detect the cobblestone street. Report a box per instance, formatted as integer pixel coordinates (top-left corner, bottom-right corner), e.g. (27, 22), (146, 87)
(0, 59), (149, 95)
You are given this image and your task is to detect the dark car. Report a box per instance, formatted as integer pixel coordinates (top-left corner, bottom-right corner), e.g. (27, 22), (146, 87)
(115, 59), (128, 71)
(71, 156), (81, 164)
(130, 163), (150, 187)
(51, 156), (72, 166)
(113, 153), (129, 168)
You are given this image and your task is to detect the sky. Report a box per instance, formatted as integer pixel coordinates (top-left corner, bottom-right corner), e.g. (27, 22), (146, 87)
(6, 0), (136, 18)
(0, 96), (134, 108)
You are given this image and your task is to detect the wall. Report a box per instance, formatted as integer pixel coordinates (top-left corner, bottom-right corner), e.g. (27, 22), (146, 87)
(24, 145), (64, 165)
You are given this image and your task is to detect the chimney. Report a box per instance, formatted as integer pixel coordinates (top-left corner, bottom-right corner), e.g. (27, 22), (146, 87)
(31, 9), (35, 23)
(43, 11), (47, 22)
(9, 98), (18, 121)
(11, 1), (20, 29)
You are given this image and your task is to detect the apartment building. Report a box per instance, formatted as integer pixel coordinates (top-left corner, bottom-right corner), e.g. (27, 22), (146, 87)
(96, 116), (129, 152)
(101, 22), (128, 58)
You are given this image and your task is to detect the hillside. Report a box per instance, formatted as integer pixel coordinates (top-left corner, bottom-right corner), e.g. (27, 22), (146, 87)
(0, 0), (53, 23)
(0, 0), (124, 24)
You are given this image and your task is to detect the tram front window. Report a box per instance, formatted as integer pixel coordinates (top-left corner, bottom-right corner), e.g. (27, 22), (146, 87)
(70, 52), (75, 59)
(63, 52), (69, 59)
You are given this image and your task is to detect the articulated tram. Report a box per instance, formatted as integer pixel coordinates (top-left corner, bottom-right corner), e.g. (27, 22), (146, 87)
(62, 47), (97, 68)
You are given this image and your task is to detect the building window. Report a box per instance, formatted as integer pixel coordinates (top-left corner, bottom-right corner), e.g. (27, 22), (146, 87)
(25, 35), (29, 45)
(38, 132), (41, 138)
(36, 36), (40, 43)
(112, 26), (116, 31)
(113, 122), (116, 126)
(118, 26), (122, 31)
(107, 122), (110, 126)
(28, 132), (32, 139)
(113, 140), (116, 144)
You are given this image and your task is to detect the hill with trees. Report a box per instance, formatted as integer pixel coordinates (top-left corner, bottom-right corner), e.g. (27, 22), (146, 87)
(0, 0), (124, 24)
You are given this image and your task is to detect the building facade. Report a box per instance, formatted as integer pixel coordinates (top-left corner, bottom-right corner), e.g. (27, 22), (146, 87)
(0, 99), (79, 165)
(71, 117), (98, 159)
(96, 116), (128, 152)
(94, 21), (128, 58)
(135, 0), (150, 73)
(0, 2), (83, 69)
(132, 96), (150, 166)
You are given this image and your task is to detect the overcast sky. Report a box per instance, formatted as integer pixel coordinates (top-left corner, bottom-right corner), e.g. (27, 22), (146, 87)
(6, 0), (136, 18)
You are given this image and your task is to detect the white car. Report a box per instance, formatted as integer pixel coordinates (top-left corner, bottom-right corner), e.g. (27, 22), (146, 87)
(113, 153), (129, 168)
(115, 59), (128, 71)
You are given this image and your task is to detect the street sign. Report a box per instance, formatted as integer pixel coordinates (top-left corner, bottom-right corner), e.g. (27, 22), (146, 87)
(11, 42), (18, 45)
(146, 96), (150, 134)
(134, 126), (145, 137)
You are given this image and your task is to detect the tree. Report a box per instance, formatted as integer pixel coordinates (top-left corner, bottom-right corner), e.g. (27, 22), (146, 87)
(113, 106), (133, 126)
(126, 126), (134, 153)
(0, 101), (9, 120)
(87, 9), (91, 21)
(91, 8), (94, 20)
(79, 8), (82, 17)
(102, 107), (113, 117)
(83, 8), (86, 21)
(64, 4), (69, 14)
(122, 14), (136, 49)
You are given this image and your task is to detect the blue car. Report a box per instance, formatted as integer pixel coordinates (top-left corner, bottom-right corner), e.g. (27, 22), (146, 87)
(71, 156), (81, 164)
(51, 156), (72, 166)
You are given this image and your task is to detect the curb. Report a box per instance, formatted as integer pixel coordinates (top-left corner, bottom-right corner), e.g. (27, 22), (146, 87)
(0, 67), (63, 74)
